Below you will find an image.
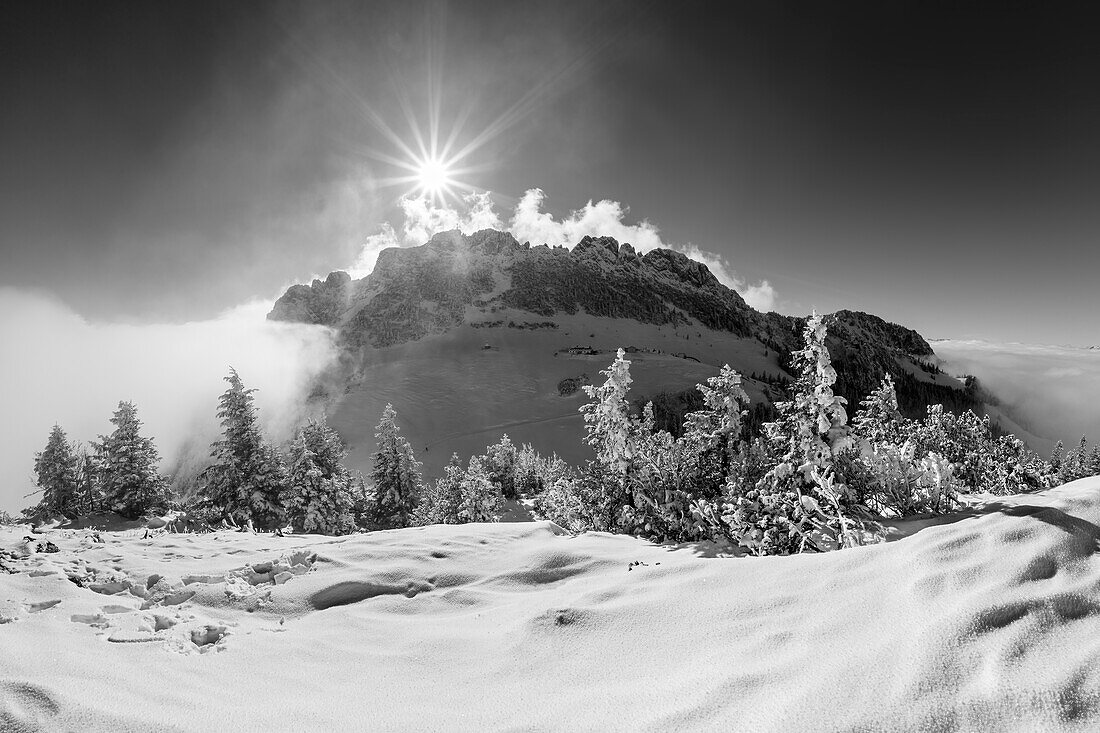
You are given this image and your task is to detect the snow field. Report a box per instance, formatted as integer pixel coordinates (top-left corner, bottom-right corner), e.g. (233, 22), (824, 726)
(3, 477), (1100, 731)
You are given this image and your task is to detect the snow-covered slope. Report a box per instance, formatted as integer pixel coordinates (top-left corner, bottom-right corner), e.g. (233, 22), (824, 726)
(4, 478), (1100, 731)
(328, 313), (783, 477)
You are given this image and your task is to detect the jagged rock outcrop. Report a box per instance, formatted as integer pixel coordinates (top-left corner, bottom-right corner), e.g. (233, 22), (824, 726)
(268, 271), (353, 326)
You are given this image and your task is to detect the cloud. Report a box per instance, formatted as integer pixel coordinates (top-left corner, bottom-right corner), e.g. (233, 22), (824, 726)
(672, 244), (777, 312)
(0, 288), (338, 513)
(347, 187), (777, 310)
(510, 188), (665, 251)
(347, 223), (399, 280)
(933, 339), (1100, 448)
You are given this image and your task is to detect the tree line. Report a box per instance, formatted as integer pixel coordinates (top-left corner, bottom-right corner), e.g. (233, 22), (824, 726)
(20, 316), (1100, 557)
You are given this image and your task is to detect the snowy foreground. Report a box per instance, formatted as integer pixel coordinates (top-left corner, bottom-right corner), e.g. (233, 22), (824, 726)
(4, 480), (1100, 731)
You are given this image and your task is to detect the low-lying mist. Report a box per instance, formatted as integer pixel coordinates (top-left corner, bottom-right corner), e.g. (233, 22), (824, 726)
(0, 287), (337, 513)
(934, 339), (1100, 448)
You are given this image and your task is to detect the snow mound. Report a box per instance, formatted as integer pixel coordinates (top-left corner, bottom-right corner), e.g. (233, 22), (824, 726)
(3, 480), (1100, 730)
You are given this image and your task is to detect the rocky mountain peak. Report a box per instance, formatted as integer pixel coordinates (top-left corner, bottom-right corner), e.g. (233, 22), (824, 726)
(641, 248), (721, 290)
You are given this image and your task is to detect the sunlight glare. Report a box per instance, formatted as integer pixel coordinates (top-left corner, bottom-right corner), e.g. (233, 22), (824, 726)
(417, 157), (451, 196)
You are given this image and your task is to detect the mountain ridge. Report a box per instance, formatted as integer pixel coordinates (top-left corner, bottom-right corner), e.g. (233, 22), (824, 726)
(267, 228), (1010, 475)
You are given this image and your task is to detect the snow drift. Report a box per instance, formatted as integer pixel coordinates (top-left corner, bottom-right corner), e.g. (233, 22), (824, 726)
(4, 478), (1100, 731)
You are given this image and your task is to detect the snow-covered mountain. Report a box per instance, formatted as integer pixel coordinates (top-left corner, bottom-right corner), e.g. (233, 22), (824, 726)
(269, 229), (999, 476)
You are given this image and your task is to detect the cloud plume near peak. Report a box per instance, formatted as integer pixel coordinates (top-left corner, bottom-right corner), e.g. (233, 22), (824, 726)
(349, 188), (777, 312)
(0, 288), (337, 513)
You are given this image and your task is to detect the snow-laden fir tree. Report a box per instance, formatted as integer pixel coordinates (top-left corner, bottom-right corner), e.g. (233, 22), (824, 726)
(679, 364), (751, 497)
(31, 424), (79, 519)
(515, 443), (571, 497)
(200, 369), (289, 530)
(367, 404), (423, 529)
(574, 353), (753, 542)
(581, 349), (636, 475)
(722, 313), (861, 555)
(415, 453), (466, 525)
(285, 416), (359, 535)
(481, 434), (518, 499)
(93, 401), (168, 519)
(1060, 436), (1091, 483)
(1048, 440), (1065, 479)
(851, 374), (903, 447)
(458, 455), (504, 523)
(71, 448), (103, 516)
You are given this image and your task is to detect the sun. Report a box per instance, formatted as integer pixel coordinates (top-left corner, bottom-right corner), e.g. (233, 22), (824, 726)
(416, 156), (452, 197)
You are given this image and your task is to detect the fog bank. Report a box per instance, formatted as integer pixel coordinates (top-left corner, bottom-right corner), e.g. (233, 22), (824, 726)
(934, 339), (1100, 448)
(0, 288), (337, 513)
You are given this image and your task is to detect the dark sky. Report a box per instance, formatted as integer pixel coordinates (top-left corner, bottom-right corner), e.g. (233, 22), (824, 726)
(2, 1), (1098, 344)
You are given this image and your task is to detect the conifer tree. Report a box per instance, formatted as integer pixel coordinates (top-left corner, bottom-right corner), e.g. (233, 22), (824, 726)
(481, 434), (519, 499)
(1049, 440), (1065, 480)
(723, 313), (859, 555)
(581, 349), (636, 475)
(200, 369), (289, 530)
(851, 374), (903, 447)
(94, 401), (168, 519)
(1061, 436), (1090, 483)
(458, 455), (504, 523)
(415, 453), (466, 525)
(31, 424), (79, 518)
(679, 364), (751, 496)
(367, 404), (423, 529)
(71, 448), (102, 516)
(285, 416), (358, 535)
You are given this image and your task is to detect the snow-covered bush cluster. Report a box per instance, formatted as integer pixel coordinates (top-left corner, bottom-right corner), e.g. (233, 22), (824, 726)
(531, 314), (1096, 555)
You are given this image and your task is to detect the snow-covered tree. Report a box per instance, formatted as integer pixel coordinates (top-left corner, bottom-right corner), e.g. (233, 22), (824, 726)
(722, 313), (861, 555)
(70, 448), (103, 516)
(94, 401), (168, 519)
(581, 349), (636, 475)
(851, 374), (903, 447)
(458, 455), (504, 523)
(367, 404), (423, 529)
(415, 453), (466, 525)
(481, 434), (519, 499)
(1061, 436), (1091, 483)
(679, 364), (751, 498)
(31, 424), (79, 518)
(200, 369), (289, 530)
(285, 416), (358, 535)
(515, 444), (571, 497)
(1049, 440), (1065, 479)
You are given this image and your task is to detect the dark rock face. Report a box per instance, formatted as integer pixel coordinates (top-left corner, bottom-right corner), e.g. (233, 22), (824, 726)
(267, 271), (352, 326)
(267, 228), (986, 417)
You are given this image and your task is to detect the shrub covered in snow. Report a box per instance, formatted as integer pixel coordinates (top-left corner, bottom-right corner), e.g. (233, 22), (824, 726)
(514, 444), (572, 497)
